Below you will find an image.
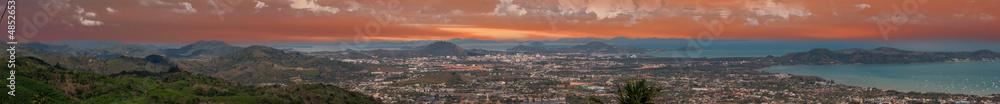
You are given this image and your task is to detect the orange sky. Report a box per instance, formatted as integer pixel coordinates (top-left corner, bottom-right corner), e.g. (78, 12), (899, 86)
(8, 0), (1000, 44)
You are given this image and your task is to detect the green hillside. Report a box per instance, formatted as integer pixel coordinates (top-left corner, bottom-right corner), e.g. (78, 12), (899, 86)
(194, 45), (376, 84)
(0, 57), (381, 103)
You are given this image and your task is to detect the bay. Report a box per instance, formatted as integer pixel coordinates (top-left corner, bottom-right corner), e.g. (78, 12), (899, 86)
(762, 61), (1000, 95)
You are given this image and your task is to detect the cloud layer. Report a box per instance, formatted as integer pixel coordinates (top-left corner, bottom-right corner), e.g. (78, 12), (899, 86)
(9, 0), (1000, 44)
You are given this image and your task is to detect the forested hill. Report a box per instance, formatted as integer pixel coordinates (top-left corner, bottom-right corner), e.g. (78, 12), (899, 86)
(7, 42), (395, 85)
(0, 57), (381, 104)
(780, 47), (1000, 64)
(164, 40), (242, 59)
(180, 45), (398, 84)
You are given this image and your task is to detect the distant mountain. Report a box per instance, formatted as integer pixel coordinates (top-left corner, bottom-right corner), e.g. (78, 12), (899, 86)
(555, 37), (608, 43)
(607, 36), (632, 43)
(22, 42), (160, 58)
(566, 41), (648, 53)
(84, 45), (160, 58)
(23, 42), (77, 54)
(47, 40), (125, 49)
(324, 41), (479, 59)
(446, 38), (500, 44)
(38, 54), (174, 75)
(529, 41), (544, 46)
(164, 40), (241, 59)
(46, 40), (179, 50)
(507, 41), (648, 53)
(781, 47), (1000, 64)
(417, 41), (467, 56)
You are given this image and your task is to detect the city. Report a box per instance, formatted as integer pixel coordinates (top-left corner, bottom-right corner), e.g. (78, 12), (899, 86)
(304, 41), (1000, 103)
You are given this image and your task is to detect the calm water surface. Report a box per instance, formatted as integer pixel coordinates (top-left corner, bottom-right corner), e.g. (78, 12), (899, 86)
(762, 61), (1000, 95)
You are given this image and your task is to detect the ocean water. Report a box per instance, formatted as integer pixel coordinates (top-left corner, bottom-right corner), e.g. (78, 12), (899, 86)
(280, 40), (1000, 58)
(762, 61), (1000, 95)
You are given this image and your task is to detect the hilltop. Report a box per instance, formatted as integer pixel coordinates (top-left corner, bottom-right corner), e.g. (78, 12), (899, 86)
(164, 40), (241, 59)
(181, 45), (398, 84)
(416, 41), (467, 56)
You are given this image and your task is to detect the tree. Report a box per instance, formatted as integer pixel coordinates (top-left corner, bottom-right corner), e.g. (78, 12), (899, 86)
(30, 92), (53, 104)
(589, 79), (663, 104)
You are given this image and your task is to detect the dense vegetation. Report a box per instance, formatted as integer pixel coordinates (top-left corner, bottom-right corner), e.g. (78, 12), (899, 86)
(0, 57), (381, 103)
(588, 79), (664, 104)
(187, 45), (383, 84)
(163, 40), (242, 59)
(22, 42), (160, 59)
(27, 44), (392, 85)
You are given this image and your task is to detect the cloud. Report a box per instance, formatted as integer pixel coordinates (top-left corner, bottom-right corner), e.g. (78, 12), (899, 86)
(254, 0), (268, 9)
(22, 0), (1000, 43)
(854, 4), (871, 10)
(744, 18), (759, 26)
(344, 0), (362, 12)
(490, 0), (527, 16)
(138, 0), (198, 14)
(79, 17), (104, 26)
(743, 0), (813, 20)
(106, 7), (118, 14)
(73, 7), (103, 26)
(138, 0), (171, 6)
(979, 13), (995, 21)
(288, 0), (340, 14)
(84, 12), (97, 17)
(172, 2), (197, 14)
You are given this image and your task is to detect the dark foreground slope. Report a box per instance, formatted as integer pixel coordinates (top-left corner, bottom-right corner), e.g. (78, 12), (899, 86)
(0, 57), (381, 104)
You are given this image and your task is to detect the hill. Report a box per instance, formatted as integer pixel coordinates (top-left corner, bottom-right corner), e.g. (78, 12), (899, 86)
(38, 55), (174, 75)
(569, 41), (647, 53)
(417, 41), (467, 56)
(81, 45), (160, 58)
(22, 44), (398, 84)
(19, 42), (160, 58)
(187, 45), (393, 84)
(164, 40), (241, 59)
(47, 40), (126, 49)
(0, 57), (381, 103)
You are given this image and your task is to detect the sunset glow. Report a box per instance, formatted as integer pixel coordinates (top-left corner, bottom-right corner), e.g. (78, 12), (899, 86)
(12, 0), (1000, 44)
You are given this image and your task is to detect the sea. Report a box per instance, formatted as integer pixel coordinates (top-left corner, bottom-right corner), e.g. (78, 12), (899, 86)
(278, 40), (1000, 58)
(762, 61), (1000, 95)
